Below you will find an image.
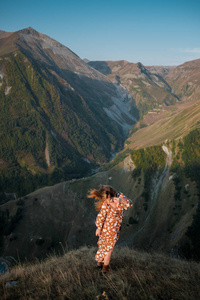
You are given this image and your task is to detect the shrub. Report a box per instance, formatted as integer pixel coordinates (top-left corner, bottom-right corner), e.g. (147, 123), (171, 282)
(132, 167), (141, 179)
(16, 199), (25, 206)
(129, 216), (138, 224)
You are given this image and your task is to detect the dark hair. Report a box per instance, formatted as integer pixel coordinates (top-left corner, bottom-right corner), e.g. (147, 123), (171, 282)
(88, 185), (116, 211)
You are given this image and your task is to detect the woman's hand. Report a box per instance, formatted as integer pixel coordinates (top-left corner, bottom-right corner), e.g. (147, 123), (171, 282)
(96, 228), (101, 236)
(112, 197), (121, 205)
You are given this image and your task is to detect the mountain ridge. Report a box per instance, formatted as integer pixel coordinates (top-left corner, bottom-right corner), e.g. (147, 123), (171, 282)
(88, 59), (180, 117)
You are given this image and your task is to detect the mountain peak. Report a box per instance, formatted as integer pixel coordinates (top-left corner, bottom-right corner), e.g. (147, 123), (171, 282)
(27, 26), (35, 30)
(18, 27), (40, 37)
(137, 62), (145, 70)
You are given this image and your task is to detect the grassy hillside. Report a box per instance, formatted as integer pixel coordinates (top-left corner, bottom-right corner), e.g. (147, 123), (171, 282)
(0, 246), (200, 300)
(125, 98), (200, 150)
(128, 129), (200, 260)
(102, 98), (200, 172)
(0, 166), (136, 261)
(165, 59), (200, 101)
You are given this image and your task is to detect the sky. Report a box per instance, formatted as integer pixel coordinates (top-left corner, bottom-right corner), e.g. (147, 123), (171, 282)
(0, 0), (200, 66)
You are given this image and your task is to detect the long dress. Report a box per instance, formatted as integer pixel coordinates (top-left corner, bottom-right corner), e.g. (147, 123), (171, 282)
(95, 192), (133, 262)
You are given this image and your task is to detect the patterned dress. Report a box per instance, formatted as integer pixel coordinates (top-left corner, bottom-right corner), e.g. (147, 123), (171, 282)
(95, 192), (133, 262)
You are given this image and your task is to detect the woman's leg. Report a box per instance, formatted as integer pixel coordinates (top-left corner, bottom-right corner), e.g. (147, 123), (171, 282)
(102, 250), (113, 273)
(104, 250), (112, 266)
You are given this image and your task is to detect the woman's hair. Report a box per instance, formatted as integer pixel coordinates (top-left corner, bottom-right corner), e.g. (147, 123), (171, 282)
(88, 185), (116, 211)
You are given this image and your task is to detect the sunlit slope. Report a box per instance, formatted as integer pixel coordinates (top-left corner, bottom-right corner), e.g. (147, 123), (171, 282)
(126, 99), (200, 150)
(165, 59), (200, 102)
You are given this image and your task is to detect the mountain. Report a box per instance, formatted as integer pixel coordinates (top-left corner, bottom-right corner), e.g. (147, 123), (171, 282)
(1, 27), (200, 262)
(0, 27), (138, 198)
(88, 58), (200, 128)
(146, 65), (175, 77)
(1, 67), (200, 261)
(88, 60), (179, 118)
(1, 118), (200, 262)
(165, 58), (200, 101)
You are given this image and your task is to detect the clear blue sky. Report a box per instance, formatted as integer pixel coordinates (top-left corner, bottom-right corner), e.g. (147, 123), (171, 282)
(1, 0), (200, 66)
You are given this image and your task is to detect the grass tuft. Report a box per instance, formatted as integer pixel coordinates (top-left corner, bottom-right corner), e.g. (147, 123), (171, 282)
(0, 246), (200, 299)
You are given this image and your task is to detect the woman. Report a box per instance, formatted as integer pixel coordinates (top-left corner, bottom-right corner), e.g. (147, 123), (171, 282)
(88, 185), (133, 273)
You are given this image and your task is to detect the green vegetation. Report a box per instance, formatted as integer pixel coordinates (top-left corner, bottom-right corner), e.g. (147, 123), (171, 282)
(178, 129), (200, 261)
(171, 163), (183, 202)
(186, 203), (200, 261)
(0, 52), (125, 198)
(0, 246), (200, 300)
(173, 175), (182, 201)
(0, 206), (23, 247)
(101, 148), (132, 171)
(0, 208), (9, 248)
(131, 145), (166, 171)
(128, 216), (138, 224)
(168, 129), (200, 260)
(182, 129), (200, 182)
(129, 77), (177, 119)
(126, 95), (200, 151)
(137, 96), (154, 118)
(132, 167), (141, 179)
(131, 146), (166, 204)
(126, 129), (200, 260)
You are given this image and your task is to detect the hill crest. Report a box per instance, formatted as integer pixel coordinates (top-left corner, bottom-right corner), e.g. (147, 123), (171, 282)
(0, 246), (200, 300)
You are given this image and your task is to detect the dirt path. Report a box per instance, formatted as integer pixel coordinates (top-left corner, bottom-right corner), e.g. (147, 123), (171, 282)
(45, 141), (51, 167)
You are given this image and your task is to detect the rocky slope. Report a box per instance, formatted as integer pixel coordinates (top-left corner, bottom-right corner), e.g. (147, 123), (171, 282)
(165, 58), (200, 101)
(88, 58), (200, 121)
(88, 60), (179, 117)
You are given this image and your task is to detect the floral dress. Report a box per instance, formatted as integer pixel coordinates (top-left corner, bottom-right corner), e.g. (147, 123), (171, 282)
(95, 192), (133, 262)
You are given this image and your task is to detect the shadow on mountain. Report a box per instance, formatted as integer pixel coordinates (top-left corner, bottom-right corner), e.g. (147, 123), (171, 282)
(0, 45), (139, 202)
(18, 43), (139, 124)
(88, 61), (112, 75)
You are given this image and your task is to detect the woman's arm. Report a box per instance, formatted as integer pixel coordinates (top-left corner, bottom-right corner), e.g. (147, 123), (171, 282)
(95, 201), (108, 234)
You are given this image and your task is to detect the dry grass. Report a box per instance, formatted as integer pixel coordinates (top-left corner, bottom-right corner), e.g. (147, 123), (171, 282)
(126, 98), (200, 150)
(0, 246), (200, 300)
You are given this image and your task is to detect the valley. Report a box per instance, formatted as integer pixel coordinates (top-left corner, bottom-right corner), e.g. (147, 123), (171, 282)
(0, 27), (200, 263)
